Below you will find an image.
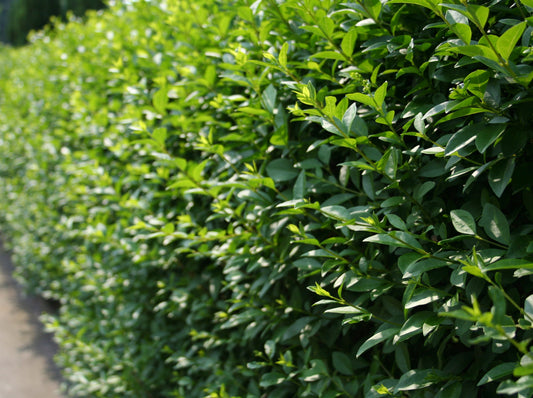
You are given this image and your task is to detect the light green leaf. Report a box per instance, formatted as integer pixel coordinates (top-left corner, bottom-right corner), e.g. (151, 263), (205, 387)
(363, 0), (382, 20)
(347, 92), (376, 108)
(497, 21), (526, 61)
(450, 209), (477, 235)
(152, 127), (167, 147)
(452, 23), (472, 44)
(374, 81), (388, 108)
(388, 0), (439, 11)
(279, 42), (288, 68)
(341, 28), (357, 57)
(153, 86), (169, 114)
(464, 69), (490, 98)
(312, 51), (346, 61)
(467, 5), (489, 29)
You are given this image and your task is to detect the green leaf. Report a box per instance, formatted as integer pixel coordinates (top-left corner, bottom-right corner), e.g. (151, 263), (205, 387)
(312, 51), (346, 61)
(464, 69), (490, 98)
(488, 158), (515, 198)
(262, 84), (277, 113)
(477, 363), (516, 385)
(153, 86), (169, 114)
(386, 214), (406, 230)
(152, 127), (167, 147)
(488, 286), (506, 323)
(282, 316), (314, 340)
(265, 340), (276, 359)
(279, 42), (288, 68)
(395, 369), (440, 391)
(341, 28), (357, 57)
(452, 23), (472, 45)
(347, 92), (376, 108)
(479, 203), (510, 245)
(405, 290), (443, 309)
(403, 258), (447, 278)
(332, 351), (353, 375)
(259, 371), (285, 387)
(450, 209), (477, 235)
(467, 5), (489, 29)
(293, 170), (307, 199)
(462, 265), (485, 278)
(497, 21), (527, 61)
(484, 259), (533, 271)
(325, 306), (364, 314)
(374, 81), (388, 108)
(525, 295), (533, 321)
(357, 328), (399, 357)
(475, 124), (506, 153)
(388, 0), (439, 11)
(363, 0), (382, 20)
(266, 158), (298, 182)
(398, 312), (439, 342)
(320, 205), (351, 221)
(445, 124), (477, 155)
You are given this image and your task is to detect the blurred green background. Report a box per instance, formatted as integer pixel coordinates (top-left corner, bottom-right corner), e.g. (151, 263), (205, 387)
(0, 0), (105, 45)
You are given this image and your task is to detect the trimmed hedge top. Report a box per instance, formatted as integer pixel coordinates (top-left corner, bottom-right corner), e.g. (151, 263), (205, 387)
(0, 0), (532, 396)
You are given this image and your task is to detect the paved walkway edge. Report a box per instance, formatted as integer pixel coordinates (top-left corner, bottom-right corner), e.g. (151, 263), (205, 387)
(0, 240), (65, 398)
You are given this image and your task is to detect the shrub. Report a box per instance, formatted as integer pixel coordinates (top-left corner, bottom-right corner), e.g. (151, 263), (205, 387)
(0, 0), (532, 397)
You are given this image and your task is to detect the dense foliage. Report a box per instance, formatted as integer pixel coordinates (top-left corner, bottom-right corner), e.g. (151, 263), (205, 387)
(0, 0), (532, 396)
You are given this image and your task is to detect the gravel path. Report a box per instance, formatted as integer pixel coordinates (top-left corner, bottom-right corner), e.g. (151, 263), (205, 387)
(0, 242), (64, 397)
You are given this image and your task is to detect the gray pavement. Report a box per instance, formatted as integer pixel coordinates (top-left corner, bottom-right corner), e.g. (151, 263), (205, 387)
(0, 242), (65, 397)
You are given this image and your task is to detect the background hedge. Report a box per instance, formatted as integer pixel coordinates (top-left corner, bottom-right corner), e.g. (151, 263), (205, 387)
(0, 0), (532, 397)
(4, 0), (105, 45)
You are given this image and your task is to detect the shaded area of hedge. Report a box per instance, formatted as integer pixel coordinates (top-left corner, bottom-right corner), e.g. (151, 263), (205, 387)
(2, 0), (105, 45)
(0, 0), (532, 397)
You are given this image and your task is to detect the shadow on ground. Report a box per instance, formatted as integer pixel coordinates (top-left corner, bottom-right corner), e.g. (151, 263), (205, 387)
(0, 239), (65, 397)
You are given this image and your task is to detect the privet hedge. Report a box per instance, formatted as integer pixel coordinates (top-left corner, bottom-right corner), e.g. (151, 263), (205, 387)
(0, 0), (532, 396)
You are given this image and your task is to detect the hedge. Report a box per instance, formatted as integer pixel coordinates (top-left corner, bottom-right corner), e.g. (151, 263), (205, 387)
(0, 0), (532, 397)
(5, 0), (105, 45)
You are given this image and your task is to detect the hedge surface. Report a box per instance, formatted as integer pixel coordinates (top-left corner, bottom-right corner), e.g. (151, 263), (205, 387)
(0, 0), (532, 397)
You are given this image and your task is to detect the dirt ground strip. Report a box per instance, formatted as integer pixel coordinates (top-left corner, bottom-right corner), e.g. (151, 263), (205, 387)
(0, 242), (64, 398)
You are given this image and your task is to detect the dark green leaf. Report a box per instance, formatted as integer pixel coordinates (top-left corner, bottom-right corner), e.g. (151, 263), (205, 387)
(488, 158), (515, 198)
(479, 203), (510, 245)
(266, 159), (298, 182)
